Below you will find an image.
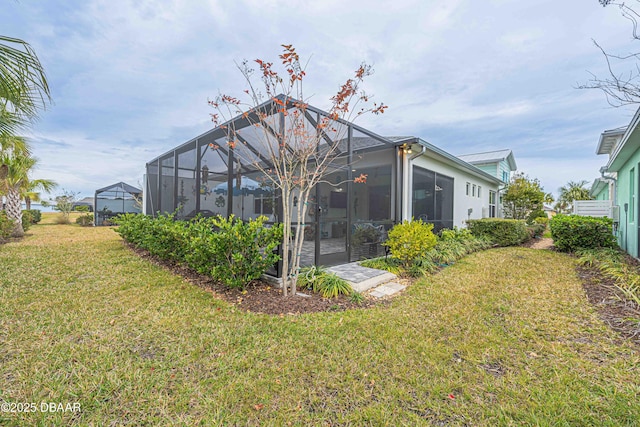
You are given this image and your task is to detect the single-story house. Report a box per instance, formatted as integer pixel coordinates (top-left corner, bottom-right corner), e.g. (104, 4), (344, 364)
(144, 95), (511, 272)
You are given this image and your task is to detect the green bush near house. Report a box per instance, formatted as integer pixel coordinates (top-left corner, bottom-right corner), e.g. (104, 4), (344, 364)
(75, 213), (94, 226)
(191, 215), (283, 290)
(21, 210), (32, 232)
(363, 226), (492, 277)
(550, 214), (617, 252)
(383, 219), (437, 267)
(24, 209), (41, 224)
(467, 218), (529, 246)
(114, 213), (283, 289)
(0, 211), (13, 242)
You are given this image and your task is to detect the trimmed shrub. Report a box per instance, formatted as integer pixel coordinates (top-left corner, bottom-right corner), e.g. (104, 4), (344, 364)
(114, 213), (283, 289)
(75, 213), (94, 226)
(467, 218), (529, 246)
(384, 219), (437, 266)
(550, 214), (617, 252)
(0, 211), (13, 242)
(363, 226), (492, 277)
(199, 215), (283, 289)
(24, 209), (42, 224)
(21, 211), (32, 232)
(439, 226), (474, 242)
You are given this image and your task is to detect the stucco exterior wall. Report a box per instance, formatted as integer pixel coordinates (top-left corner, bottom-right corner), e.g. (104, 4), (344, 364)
(410, 154), (500, 228)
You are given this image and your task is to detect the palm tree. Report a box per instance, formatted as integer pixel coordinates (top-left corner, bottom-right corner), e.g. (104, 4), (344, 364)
(0, 151), (37, 237)
(0, 35), (51, 133)
(0, 133), (30, 180)
(22, 177), (57, 210)
(554, 180), (593, 214)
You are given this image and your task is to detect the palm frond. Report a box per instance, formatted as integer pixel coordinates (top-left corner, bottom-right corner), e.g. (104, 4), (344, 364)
(0, 35), (51, 120)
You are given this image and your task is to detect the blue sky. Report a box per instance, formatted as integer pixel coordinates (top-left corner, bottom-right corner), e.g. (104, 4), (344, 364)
(4, 0), (639, 199)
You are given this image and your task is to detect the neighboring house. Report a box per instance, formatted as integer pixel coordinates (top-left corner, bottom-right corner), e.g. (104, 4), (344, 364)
(594, 123), (637, 254)
(590, 177), (614, 201)
(144, 95), (507, 272)
(458, 149), (517, 184)
(543, 204), (556, 219)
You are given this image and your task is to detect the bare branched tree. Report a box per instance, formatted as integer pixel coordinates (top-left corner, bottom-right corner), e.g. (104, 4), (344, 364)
(209, 45), (386, 296)
(579, 1), (640, 106)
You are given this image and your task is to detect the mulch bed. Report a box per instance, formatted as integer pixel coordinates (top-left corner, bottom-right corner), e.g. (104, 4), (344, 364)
(577, 265), (640, 347)
(125, 243), (381, 315)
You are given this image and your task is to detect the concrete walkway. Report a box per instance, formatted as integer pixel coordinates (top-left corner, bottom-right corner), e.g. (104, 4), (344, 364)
(327, 262), (405, 298)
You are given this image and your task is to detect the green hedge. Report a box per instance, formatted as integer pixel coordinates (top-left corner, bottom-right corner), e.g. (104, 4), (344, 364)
(0, 211), (13, 242)
(21, 211), (31, 232)
(24, 209), (42, 224)
(549, 214), (617, 252)
(114, 213), (283, 289)
(466, 218), (529, 246)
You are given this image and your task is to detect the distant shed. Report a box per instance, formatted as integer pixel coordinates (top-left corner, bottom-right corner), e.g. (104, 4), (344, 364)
(94, 182), (142, 225)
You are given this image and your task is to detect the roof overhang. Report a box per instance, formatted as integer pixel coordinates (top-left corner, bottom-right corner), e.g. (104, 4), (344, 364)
(608, 107), (640, 171)
(597, 127), (626, 155)
(458, 149), (517, 171)
(504, 150), (517, 171)
(589, 178), (608, 198)
(400, 137), (504, 185)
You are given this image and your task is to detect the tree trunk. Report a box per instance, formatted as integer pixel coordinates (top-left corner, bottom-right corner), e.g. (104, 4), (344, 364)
(281, 187), (292, 296)
(6, 187), (24, 237)
(25, 196), (32, 210)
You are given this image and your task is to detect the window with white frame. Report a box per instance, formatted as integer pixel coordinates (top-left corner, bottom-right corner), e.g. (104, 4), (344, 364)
(489, 190), (496, 217)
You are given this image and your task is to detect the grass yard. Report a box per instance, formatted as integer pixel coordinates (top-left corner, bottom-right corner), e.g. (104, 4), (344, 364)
(0, 216), (639, 425)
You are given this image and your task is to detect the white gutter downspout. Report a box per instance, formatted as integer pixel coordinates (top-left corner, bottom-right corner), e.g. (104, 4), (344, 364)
(599, 166), (619, 237)
(401, 143), (426, 221)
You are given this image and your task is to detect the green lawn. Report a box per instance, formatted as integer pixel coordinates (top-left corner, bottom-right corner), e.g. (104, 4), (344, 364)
(0, 217), (639, 426)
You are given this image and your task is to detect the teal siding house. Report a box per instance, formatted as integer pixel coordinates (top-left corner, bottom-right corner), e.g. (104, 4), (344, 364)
(458, 149), (517, 184)
(589, 178), (611, 201)
(595, 123), (638, 255)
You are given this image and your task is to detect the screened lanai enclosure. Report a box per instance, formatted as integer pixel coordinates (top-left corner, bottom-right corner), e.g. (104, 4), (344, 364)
(94, 182), (142, 226)
(145, 95), (403, 275)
